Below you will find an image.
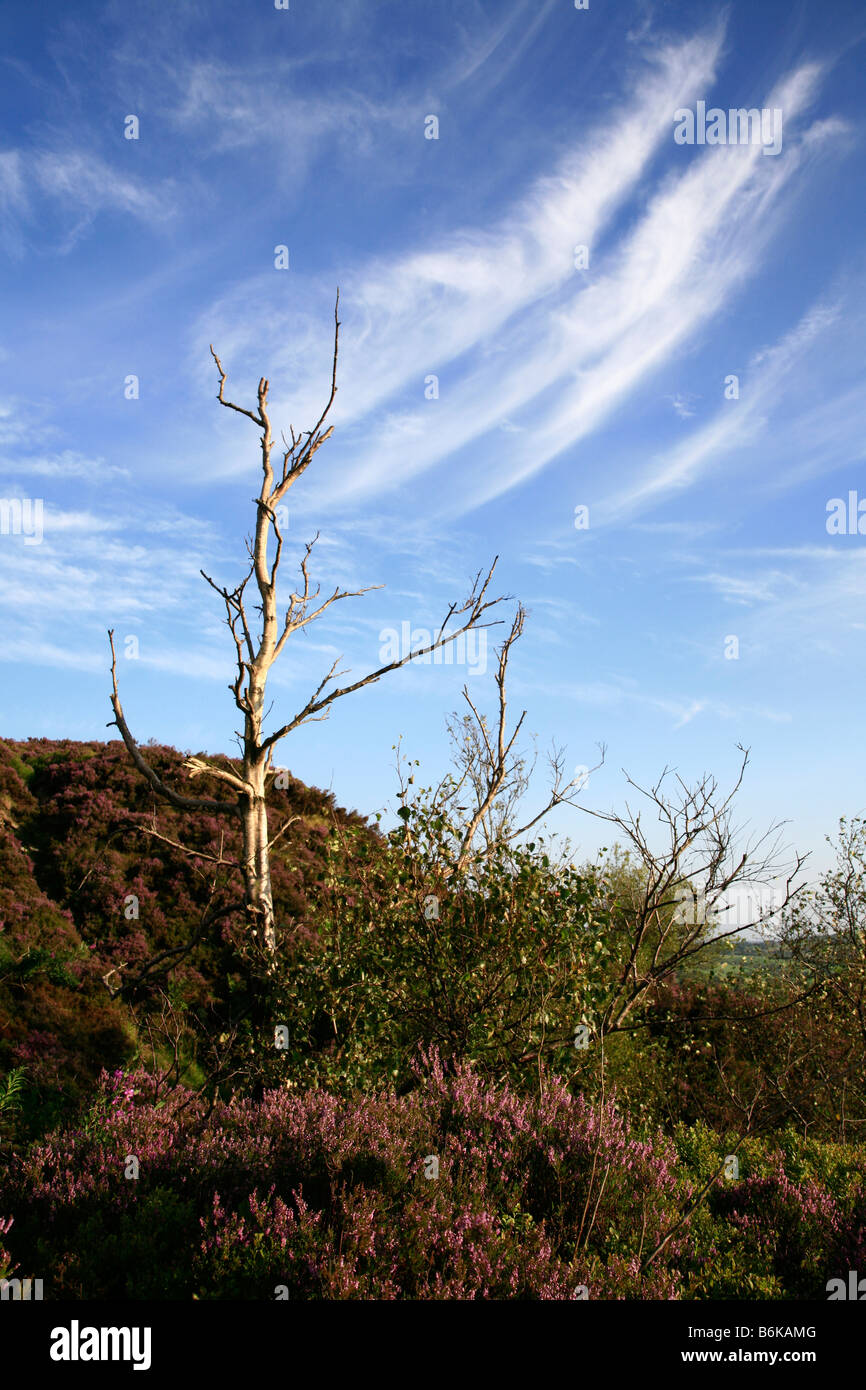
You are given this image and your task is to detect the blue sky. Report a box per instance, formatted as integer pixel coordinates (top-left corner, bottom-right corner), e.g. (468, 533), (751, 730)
(0, 0), (864, 884)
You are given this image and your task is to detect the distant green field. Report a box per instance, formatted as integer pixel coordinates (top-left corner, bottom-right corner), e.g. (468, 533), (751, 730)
(675, 936), (797, 983)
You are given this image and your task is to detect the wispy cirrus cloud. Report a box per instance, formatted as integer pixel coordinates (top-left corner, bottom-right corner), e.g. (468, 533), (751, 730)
(444, 0), (560, 95)
(192, 26), (727, 485)
(169, 60), (413, 159)
(670, 392), (699, 419)
(0, 450), (129, 482)
(519, 674), (791, 730)
(659, 543), (866, 674)
(191, 40), (850, 529)
(691, 569), (801, 606)
(599, 295), (852, 522)
(0, 147), (176, 254)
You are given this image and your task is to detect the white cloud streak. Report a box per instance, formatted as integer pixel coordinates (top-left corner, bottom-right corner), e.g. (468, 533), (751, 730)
(191, 40), (848, 528)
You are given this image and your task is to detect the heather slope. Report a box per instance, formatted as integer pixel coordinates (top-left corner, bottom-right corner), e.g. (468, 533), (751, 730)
(0, 737), (372, 1142)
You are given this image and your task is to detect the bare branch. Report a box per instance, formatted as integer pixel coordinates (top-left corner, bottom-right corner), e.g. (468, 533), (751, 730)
(128, 821), (240, 868)
(106, 630), (240, 818)
(183, 755), (251, 795)
(210, 345), (266, 428)
(261, 556), (507, 753)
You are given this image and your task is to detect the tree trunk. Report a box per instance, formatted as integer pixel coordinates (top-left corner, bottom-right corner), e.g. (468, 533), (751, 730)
(241, 753), (276, 952)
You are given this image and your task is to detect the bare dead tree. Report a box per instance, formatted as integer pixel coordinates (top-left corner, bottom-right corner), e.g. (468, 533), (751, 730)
(396, 603), (604, 879)
(575, 746), (809, 1039)
(107, 293), (508, 954)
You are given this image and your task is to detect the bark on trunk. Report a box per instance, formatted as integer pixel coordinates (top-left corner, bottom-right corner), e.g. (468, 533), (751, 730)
(241, 752), (276, 952)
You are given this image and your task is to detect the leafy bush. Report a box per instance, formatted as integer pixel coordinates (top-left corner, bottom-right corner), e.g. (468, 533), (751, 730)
(673, 1121), (866, 1299)
(221, 788), (616, 1098)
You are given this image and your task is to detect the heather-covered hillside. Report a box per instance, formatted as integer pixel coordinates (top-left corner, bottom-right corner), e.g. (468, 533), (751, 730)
(2, 735), (865, 1304)
(0, 737), (372, 1143)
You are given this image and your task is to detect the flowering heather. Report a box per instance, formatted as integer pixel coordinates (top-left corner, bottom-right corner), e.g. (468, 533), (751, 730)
(0, 1214), (16, 1281)
(1, 1054), (692, 1299)
(2, 1056), (864, 1301)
